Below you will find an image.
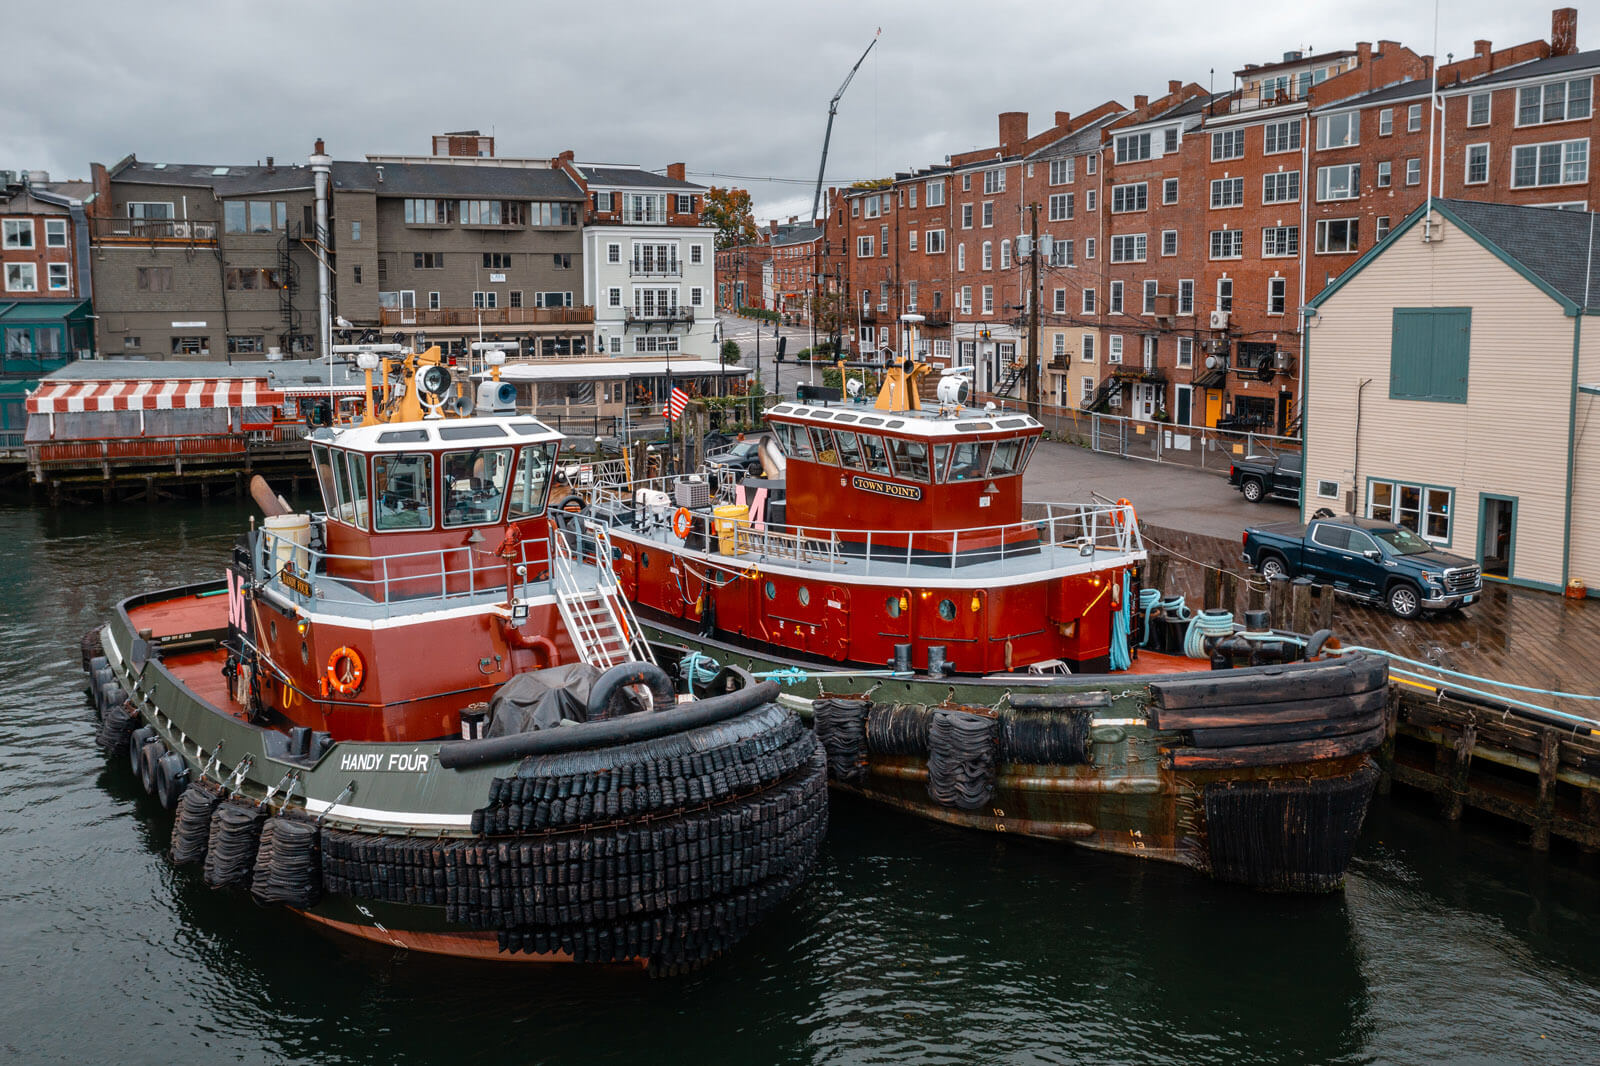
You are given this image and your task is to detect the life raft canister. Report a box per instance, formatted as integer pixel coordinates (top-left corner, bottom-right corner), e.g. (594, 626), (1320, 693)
(324, 646), (365, 698)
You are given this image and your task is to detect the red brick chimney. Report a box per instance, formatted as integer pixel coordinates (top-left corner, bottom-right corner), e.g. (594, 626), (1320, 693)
(1378, 39), (1401, 55)
(998, 112), (1029, 155)
(1553, 7), (1578, 56)
(1055, 110), (1071, 128)
(666, 162), (686, 181)
(1133, 94), (1148, 110)
(1168, 80), (1181, 95)
(1356, 41), (1372, 65)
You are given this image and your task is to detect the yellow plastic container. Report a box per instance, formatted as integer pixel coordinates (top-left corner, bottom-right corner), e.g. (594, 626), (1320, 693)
(713, 504), (749, 556)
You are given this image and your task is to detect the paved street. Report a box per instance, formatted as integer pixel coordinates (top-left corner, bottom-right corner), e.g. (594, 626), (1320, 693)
(1023, 437), (1296, 539)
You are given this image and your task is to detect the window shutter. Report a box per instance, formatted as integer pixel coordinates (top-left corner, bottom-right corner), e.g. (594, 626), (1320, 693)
(1391, 308), (1469, 403)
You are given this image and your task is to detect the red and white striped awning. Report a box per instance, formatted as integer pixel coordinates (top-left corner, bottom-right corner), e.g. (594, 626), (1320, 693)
(26, 379), (287, 414)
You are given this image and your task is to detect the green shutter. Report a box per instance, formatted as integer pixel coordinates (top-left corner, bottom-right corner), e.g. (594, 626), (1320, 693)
(1390, 307), (1470, 403)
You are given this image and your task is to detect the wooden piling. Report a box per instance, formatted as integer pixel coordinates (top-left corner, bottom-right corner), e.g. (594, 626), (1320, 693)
(1376, 687), (1401, 796)
(1203, 565), (1222, 611)
(1266, 575), (1291, 629)
(1290, 577), (1314, 635)
(1218, 568), (1238, 619)
(1445, 722), (1476, 822)
(1313, 582), (1335, 632)
(1533, 729), (1561, 852)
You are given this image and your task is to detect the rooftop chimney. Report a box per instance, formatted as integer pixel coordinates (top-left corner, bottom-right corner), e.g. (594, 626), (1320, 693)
(376, 165), (384, 183)
(266, 155), (275, 173)
(666, 162), (686, 181)
(313, 138), (325, 155)
(1474, 39), (1492, 57)
(1378, 39), (1401, 55)
(1553, 7), (1578, 57)
(1133, 94), (1148, 110)
(1356, 41), (1372, 65)
(1055, 110), (1071, 128)
(1168, 80), (1181, 95)
(998, 111), (1029, 155)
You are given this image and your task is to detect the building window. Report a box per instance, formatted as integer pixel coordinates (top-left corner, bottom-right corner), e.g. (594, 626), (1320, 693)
(983, 168), (1006, 194)
(1085, 190), (1097, 212)
(1262, 226), (1298, 257)
(350, 220), (361, 241)
(482, 252), (511, 269)
(1164, 127), (1179, 153)
(1390, 307), (1469, 403)
(1369, 481), (1455, 542)
(1262, 171), (1300, 203)
(2, 219), (33, 249)
(960, 286), (972, 313)
(1517, 78), (1593, 126)
(1142, 279), (1158, 315)
(1051, 238), (1075, 267)
(1264, 119), (1301, 154)
(606, 243), (622, 264)
(1082, 288), (1096, 314)
(224, 200), (286, 233)
(1407, 103), (1423, 133)
(46, 263), (70, 290)
(1268, 277), (1287, 315)
(1109, 234), (1147, 262)
(594, 191), (614, 213)
(1048, 193), (1074, 221)
(1162, 178), (1179, 204)
(135, 266), (172, 292)
(979, 241), (991, 270)
(1048, 158), (1074, 185)
(909, 230), (919, 252)
(1053, 332), (1067, 357)
(1511, 140), (1588, 187)
(1209, 230), (1243, 259)
(428, 292), (441, 309)
(1378, 108), (1393, 137)
(1053, 288), (1066, 313)
(1211, 129), (1244, 161)
(1401, 157), (1420, 186)
(1210, 177), (1244, 208)
(1109, 281), (1124, 314)
(1085, 155), (1096, 175)
(1178, 279), (1194, 316)
(509, 290), (523, 309)
(1081, 376), (1095, 404)
(1377, 161), (1392, 188)
(982, 202), (994, 227)
(1085, 237), (1095, 260)
(1375, 216), (1392, 241)
(623, 194), (668, 224)
(473, 291), (498, 309)
(982, 285), (994, 313)
(45, 219), (67, 247)
(1161, 229), (1178, 256)
(1315, 218), (1360, 253)
(1468, 93), (1491, 127)
(999, 239), (1011, 268)
(926, 179), (945, 206)
(675, 194), (694, 215)
(1316, 163), (1362, 201)
(1108, 335), (1123, 364)
(1462, 143), (1489, 185)
(170, 336), (209, 355)
(1177, 337), (1194, 368)
(608, 287), (622, 307)
(857, 235), (874, 257)
(122, 337), (140, 350)
(690, 287), (703, 307)
(961, 204), (973, 229)
(1318, 111), (1360, 149)
(926, 229), (945, 253)
(1081, 334), (1096, 362)
(1216, 278), (1233, 312)
(1111, 183), (1147, 213)
(414, 252), (445, 269)
(880, 224), (889, 255)
(957, 243), (966, 270)
(1115, 132), (1153, 163)
(227, 335), (264, 355)
(352, 265), (362, 284)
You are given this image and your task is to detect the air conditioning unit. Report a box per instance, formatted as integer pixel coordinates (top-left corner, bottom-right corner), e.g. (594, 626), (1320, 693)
(193, 223), (217, 238)
(171, 222), (191, 238)
(1273, 351), (1296, 373)
(1209, 310), (1231, 330)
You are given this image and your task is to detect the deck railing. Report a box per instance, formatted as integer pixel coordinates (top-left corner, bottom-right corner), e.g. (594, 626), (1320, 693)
(255, 520), (549, 615)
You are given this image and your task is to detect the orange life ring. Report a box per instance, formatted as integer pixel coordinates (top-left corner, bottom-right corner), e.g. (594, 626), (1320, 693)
(672, 507), (693, 539)
(325, 646), (365, 697)
(1113, 497), (1136, 529)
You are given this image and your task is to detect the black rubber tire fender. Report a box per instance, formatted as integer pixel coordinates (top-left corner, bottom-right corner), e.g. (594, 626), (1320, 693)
(128, 726), (157, 776)
(587, 661), (677, 722)
(139, 738), (166, 795)
(555, 494), (586, 514)
(156, 752), (189, 810)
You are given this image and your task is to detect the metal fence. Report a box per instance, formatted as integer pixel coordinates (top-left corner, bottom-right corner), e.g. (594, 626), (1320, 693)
(1031, 408), (1301, 476)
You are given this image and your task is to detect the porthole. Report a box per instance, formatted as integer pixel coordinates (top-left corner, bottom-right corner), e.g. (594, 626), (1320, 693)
(938, 598), (957, 621)
(798, 586), (811, 607)
(886, 596), (901, 618)
(764, 580), (776, 600)
(269, 619), (278, 641)
(639, 550), (650, 570)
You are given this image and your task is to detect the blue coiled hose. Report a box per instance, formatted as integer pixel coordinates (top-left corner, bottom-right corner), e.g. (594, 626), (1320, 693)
(1137, 589), (1192, 647)
(1110, 571), (1133, 671)
(1183, 609), (1235, 659)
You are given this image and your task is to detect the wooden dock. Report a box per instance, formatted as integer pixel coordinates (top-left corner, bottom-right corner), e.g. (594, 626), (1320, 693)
(1140, 522), (1600, 854)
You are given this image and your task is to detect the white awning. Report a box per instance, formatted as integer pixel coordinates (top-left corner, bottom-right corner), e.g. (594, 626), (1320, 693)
(1581, 382), (1600, 396)
(491, 359), (744, 383)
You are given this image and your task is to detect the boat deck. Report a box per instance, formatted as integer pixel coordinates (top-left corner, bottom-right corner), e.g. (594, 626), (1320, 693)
(127, 589), (229, 640)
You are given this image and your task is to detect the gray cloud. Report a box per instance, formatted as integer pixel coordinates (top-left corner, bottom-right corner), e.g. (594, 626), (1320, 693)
(1, 0), (1567, 220)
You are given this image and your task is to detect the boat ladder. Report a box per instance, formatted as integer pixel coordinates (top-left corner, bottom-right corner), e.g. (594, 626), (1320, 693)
(548, 518), (655, 670)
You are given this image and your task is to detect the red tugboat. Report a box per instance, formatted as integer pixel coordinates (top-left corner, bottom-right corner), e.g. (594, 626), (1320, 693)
(81, 343), (828, 972)
(588, 335), (1386, 892)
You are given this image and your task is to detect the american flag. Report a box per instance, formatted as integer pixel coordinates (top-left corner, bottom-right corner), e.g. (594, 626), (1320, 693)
(663, 385), (689, 422)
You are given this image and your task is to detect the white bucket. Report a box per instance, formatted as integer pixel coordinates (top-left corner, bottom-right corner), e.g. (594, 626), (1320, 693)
(264, 514), (312, 574)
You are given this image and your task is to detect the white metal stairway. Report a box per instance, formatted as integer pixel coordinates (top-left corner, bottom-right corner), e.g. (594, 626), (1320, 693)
(548, 518), (655, 669)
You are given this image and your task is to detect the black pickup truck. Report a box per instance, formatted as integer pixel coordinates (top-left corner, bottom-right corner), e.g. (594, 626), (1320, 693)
(1229, 452), (1302, 503)
(1243, 515), (1482, 619)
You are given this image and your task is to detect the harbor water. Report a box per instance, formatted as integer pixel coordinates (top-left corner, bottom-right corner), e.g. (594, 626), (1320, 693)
(4, 497), (1600, 1065)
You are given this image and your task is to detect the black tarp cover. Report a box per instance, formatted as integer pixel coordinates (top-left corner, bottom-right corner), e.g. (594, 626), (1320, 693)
(487, 663), (603, 737)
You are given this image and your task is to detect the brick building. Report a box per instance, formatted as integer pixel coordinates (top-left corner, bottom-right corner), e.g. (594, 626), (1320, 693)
(0, 171), (94, 375)
(819, 6), (1590, 435)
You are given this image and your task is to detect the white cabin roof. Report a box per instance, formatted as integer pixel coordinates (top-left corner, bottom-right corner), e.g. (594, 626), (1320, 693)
(766, 402), (1041, 439)
(312, 415), (562, 453)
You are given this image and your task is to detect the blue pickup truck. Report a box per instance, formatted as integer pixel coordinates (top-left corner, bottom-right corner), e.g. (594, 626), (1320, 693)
(1242, 515), (1483, 619)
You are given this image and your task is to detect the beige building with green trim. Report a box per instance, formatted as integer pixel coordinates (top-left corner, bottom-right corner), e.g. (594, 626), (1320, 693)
(1303, 198), (1599, 596)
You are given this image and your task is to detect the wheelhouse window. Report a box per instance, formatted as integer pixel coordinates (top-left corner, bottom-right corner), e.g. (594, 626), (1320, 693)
(508, 443), (557, 517)
(857, 433), (892, 475)
(374, 453), (434, 530)
(442, 448), (513, 527)
(833, 430), (863, 470)
(808, 427), (838, 464)
(988, 438), (1029, 476)
(946, 441), (993, 482)
(888, 438), (930, 480)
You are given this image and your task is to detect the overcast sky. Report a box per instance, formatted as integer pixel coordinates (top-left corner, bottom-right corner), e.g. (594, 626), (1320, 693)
(2, 1), (1575, 220)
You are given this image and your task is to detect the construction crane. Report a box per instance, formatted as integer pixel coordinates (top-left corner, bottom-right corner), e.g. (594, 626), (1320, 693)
(811, 29), (881, 224)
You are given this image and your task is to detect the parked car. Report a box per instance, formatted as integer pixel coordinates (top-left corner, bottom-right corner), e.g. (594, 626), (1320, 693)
(1229, 452), (1302, 503)
(1242, 515), (1482, 619)
(706, 437), (767, 480)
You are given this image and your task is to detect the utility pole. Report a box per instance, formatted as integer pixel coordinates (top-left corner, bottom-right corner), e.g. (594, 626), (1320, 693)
(1025, 202), (1042, 419)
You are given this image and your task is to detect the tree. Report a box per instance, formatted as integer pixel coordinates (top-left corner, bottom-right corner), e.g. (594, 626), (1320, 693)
(701, 186), (759, 251)
(720, 339), (742, 365)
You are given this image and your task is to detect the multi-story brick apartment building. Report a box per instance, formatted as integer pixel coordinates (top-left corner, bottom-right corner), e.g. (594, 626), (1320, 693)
(1, 171), (94, 373)
(815, 6), (1589, 435)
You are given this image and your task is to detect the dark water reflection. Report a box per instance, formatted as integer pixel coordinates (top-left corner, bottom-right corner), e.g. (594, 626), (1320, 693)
(3, 498), (1598, 1065)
